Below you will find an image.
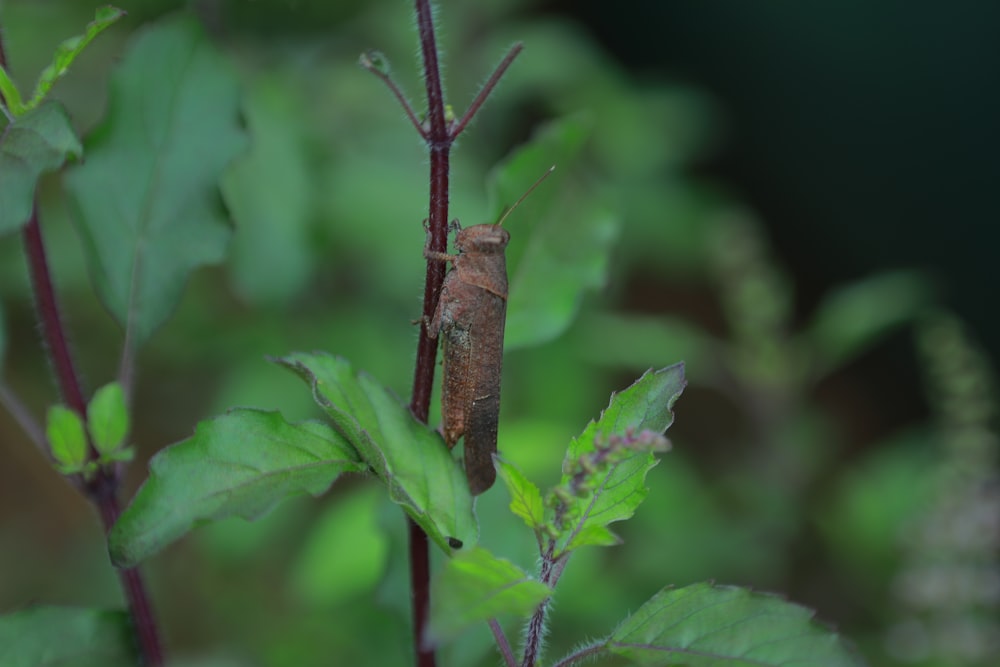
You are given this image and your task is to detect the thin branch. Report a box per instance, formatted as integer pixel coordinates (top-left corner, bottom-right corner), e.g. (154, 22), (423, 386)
(359, 51), (427, 139)
(489, 618), (518, 667)
(550, 642), (607, 667)
(415, 0), (448, 146)
(450, 43), (523, 140)
(23, 205), (89, 419)
(0, 383), (47, 452)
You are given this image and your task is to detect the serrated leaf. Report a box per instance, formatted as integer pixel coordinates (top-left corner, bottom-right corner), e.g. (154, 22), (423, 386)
(0, 606), (136, 667)
(496, 456), (544, 532)
(0, 102), (83, 234)
(427, 546), (550, 646)
(109, 408), (363, 567)
(87, 382), (128, 455)
(46, 405), (88, 469)
(607, 583), (864, 666)
(804, 271), (933, 379)
(553, 364), (686, 556)
(222, 75), (314, 305)
(276, 352), (477, 553)
(490, 115), (621, 349)
(26, 6), (126, 112)
(64, 14), (247, 346)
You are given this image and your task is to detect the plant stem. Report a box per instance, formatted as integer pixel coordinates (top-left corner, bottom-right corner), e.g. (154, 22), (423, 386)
(489, 618), (517, 667)
(23, 203), (165, 666)
(521, 542), (570, 667)
(406, 1), (451, 664)
(0, 383), (47, 452)
(393, 2), (523, 664)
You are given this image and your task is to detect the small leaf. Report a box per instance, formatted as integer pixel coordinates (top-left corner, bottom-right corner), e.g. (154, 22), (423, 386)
(64, 14), (247, 346)
(46, 405), (88, 470)
(552, 364), (686, 556)
(607, 583), (865, 666)
(0, 102), (83, 235)
(87, 382), (128, 455)
(358, 50), (391, 76)
(26, 6), (126, 112)
(804, 271), (933, 379)
(496, 457), (544, 532)
(427, 546), (550, 646)
(0, 67), (26, 116)
(565, 523), (621, 551)
(109, 409), (363, 567)
(0, 606), (136, 667)
(493, 115), (621, 349)
(276, 352), (477, 553)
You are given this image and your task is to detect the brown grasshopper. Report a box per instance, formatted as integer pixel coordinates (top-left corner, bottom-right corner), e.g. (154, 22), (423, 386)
(425, 168), (553, 495)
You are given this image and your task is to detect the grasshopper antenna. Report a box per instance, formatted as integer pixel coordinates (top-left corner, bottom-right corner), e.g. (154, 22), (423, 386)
(494, 165), (556, 227)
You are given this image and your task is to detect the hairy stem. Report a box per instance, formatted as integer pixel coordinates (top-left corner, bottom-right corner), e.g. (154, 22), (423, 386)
(406, 1), (451, 665)
(521, 542), (570, 667)
(550, 642), (607, 667)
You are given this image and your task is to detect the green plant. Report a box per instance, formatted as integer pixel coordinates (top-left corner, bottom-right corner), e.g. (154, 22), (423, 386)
(10, 2), (972, 666)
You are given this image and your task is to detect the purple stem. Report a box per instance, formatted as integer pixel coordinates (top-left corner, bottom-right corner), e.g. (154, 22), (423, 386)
(407, 1), (451, 665)
(23, 203), (165, 665)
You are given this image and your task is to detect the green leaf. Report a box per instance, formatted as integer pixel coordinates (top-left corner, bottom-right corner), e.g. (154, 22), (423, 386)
(277, 352), (477, 553)
(607, 583), (864, 666)
(0, 102), (83, 235)
(221, 74), (314, 305)
(64, 14), (247, 346)
(565, 523), (621, 551)
(0, 67), (26, 117)
(26, 6), (126, 112)
(86, 382), (128, 455)
(496, 457), (544, 533)
(0, 606), (136, 667)
(491, 115), (621, 349)
(46, 405), (88, 471)
(553, 364), (686, 556)
(803, 270), (933, 379)
(427, 546), (550, 645)
(109, 409), (363, 567)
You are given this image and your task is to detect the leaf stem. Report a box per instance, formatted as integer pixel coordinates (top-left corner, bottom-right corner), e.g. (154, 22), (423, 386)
(550, 642), (607, 667)
(489, 618), (517, 667)
(0, 382), (47, 452)
(451, 43), (523, 140)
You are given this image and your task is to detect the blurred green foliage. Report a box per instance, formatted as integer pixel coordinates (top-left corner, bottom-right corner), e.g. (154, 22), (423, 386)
(0, 1), (996, 666)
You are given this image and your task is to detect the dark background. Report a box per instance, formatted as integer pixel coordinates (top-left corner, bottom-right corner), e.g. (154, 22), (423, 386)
(553, 0), (999, 360)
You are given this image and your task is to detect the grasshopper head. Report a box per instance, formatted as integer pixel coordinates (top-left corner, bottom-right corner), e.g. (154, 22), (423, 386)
(455, 224), (510, 255)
